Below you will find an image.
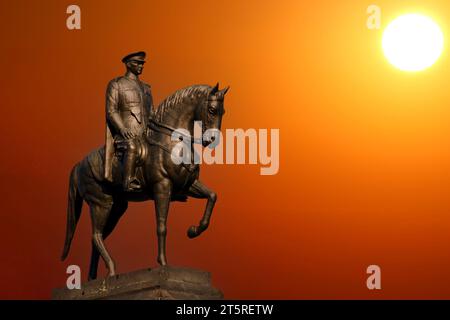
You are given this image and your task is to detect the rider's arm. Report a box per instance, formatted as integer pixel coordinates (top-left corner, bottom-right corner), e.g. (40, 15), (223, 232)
(145, 85), (155, 121)
(106, 80), (126, 132)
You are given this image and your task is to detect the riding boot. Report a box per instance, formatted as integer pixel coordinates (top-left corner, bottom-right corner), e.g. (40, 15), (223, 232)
(123, 150), (141, 192)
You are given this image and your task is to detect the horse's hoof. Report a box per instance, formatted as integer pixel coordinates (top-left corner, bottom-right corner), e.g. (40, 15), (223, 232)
(187, 225), (199, 239)
(157, 257), (167, 266)
(107, 270), (116, 278)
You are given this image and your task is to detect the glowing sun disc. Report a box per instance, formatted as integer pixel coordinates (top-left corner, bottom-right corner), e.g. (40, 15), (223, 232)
(382, 14), (444, 72)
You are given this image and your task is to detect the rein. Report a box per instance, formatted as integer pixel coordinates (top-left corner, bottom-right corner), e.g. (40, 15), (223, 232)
(148, 118), (203, 144)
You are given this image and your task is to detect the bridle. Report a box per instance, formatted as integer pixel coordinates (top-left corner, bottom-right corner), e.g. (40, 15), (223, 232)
(148, 118), (204, 144)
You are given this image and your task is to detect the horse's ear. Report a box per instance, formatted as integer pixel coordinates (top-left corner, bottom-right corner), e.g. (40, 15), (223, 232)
(219, 86), (230, 96)
(210, 82), (219, 95)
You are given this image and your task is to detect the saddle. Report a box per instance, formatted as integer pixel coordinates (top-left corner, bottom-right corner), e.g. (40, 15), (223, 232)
(86, 146), (145, 189)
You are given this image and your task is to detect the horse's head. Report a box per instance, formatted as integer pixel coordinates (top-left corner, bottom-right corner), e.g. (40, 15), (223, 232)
(197, 83), (229, 147)
(152, 83), (229, 147)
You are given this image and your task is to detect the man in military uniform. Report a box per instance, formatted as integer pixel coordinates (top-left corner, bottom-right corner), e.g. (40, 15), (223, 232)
(104, 51), (154, 192)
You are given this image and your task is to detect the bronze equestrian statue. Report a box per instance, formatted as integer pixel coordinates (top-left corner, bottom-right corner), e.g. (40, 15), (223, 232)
(61, 51), (229, 281)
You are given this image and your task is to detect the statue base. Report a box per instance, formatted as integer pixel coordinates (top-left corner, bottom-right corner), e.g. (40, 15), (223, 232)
(52, 266), (223, 300)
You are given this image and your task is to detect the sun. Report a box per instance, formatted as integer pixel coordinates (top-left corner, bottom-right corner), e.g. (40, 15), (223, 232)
(382, 14), (444, 72)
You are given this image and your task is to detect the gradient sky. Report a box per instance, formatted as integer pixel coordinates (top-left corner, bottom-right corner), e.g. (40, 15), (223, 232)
(1, 0), (450, 299)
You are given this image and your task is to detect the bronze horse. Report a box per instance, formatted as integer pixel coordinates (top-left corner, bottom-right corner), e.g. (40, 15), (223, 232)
(61, 83), (228, 280)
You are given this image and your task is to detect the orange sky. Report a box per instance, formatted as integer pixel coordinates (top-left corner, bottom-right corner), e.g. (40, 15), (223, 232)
(1, 0), (450, 299)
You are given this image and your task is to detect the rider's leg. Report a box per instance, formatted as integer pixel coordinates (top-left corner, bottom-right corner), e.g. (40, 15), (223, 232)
(123, 139), (140, 191)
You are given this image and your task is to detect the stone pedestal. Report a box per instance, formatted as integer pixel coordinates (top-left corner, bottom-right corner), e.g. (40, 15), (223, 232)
(52, 266), (223, 300)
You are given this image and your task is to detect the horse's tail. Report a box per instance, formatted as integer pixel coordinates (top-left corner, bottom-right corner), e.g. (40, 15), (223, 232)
(61, 163), (83, 261)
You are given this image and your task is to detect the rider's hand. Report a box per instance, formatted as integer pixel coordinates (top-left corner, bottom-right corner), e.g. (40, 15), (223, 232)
(120, 128), (135, 139)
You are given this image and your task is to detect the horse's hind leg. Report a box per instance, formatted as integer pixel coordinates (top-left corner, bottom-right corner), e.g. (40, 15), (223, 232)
(88, 241), (101, 281)
(89, 204), (117, 277)
(88, 200), (128, 280)
(186, 179), (217, 238)
(153, 180), (172, 266)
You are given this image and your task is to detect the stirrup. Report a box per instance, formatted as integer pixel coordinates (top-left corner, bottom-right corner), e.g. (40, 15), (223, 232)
(124, 178), (142, 192)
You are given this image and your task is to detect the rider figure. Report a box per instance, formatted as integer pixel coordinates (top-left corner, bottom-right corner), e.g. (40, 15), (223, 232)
(104, 51), (154, 192)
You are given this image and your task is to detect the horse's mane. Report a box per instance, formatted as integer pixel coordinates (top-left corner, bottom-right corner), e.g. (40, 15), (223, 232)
(153, 85), (211, 122)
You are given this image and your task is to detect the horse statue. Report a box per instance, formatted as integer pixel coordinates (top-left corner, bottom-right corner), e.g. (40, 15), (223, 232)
(61, 83), (228, 280)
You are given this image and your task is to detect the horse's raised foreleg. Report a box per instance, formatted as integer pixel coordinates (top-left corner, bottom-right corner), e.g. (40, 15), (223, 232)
(186, 179), (217, 239)
(153, 180), (172, 266)
(88, 200), (128, 280)
(89, 204), (116, 277)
